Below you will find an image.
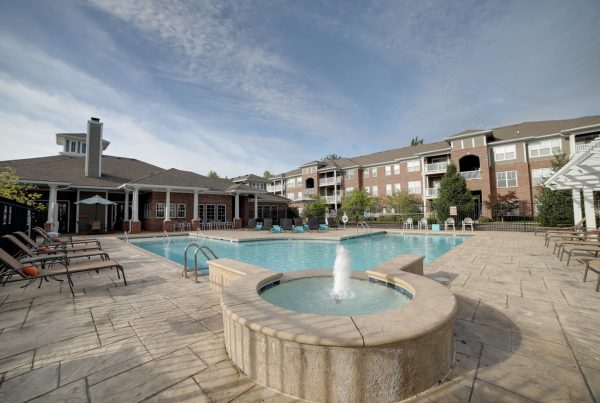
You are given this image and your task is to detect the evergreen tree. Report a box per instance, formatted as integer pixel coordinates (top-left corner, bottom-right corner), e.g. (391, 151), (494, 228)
(535, 153), (573, 227)
(341, 189), (378, 221)
(410, 136), (424, 146)
(207, 170), (219, 178)
(433, 163), (473, 222)
(321, 153), (343, 161)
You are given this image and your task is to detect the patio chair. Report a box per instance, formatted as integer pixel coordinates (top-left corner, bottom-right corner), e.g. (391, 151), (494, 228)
(247, 218), (256, 231)
(319, 223), (329, 232)
(33, 227), (101, 248)
(271, 225), (283, 234)
(553, 234), (600, 255)
(561, 243), (600, 266)
(403, 218), (414, 230)
(3, 235), (101, 257)
(294, 218), (304, 227)
(444, 218), (455, 231)
(90, 221), (102, 234)
(15, 231), (101, 251)
(280, 218), (293, 231)
(462, 218), (474, 231)
(0, 248), (125, 297)
(418, 218), (428, 230)
(292, 224), (305, 233)
(33, 226), (72, 243)
(583, 259), (600, 292)
(326, 217), (339, 230)
(545, 230), (597, 247)
(541, 218), (586, 236)
(262, 218), (273, 231)
(308, 218), (319, 231)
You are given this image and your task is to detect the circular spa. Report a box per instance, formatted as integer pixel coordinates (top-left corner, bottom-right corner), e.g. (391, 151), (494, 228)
(221, 248), (457, 402)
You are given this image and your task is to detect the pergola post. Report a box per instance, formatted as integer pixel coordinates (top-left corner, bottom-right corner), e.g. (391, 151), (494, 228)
(572, 190), (583, 226)
(583, 189), (597, 229)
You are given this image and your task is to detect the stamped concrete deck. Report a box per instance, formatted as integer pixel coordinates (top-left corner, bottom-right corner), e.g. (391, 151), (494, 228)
(0, 229), (598, 402)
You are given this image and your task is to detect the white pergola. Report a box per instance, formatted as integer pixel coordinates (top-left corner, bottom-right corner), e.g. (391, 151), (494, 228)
(544, 136), (600, 229)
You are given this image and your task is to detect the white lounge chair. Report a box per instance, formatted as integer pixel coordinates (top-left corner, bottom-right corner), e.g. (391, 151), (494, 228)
(462, 217), (474, 231)
(445, 218), (455, 231)
(418, 218), (428, 230)
(403, 218), (414, 230)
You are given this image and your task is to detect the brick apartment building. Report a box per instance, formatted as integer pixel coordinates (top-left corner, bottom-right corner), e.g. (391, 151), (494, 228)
(264, 116), (600, 219)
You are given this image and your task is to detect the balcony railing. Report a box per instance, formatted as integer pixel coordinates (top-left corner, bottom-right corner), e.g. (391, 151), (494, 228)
(424, 161), (448, 174)
(319, 177), (342, 186)
(424, 188), (439, 198)
(304, 188), (317, 195)
(575, 143), (592, 153)
(267, 184), (282, 192)
(459, 170), (481, 180)
(325, 195), (342, 204)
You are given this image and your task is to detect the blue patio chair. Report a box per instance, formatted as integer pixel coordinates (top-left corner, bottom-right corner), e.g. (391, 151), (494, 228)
(319, 224), (328, 232)
(293, 225), (305, 233)
(271, 225), (283, 233)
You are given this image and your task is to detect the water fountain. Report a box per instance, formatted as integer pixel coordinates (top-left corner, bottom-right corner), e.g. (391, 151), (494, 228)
(217, 252), (457, 402)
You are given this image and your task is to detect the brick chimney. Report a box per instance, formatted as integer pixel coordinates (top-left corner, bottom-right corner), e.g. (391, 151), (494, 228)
(85, 117), (103, 177)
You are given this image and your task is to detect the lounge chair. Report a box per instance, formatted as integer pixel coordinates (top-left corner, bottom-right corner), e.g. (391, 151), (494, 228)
(247, 218), (256, 231)
(545, 230), (597, 247)
(294, 218), (304, 227)
(0, 248), (125, 297)
(583, 259), (600, 292)
(418, 218), (428, 230)
(462, 218), (474, 231)
(444, 218), (455, 231)
(280, 218), (293, 231)
(2, 235), (107, 265)
(15, 231), (101, 251)
(403, 218), (414, 230)
(561, 244), (600, 266)
(318, 223), (328, 232)
(271, 225), (283, 234)
(539, 218), (586, 236)
(33, 227), (100, 248)
(553, 234), (600, 255)
(326, 217), (339, 230)
(292, 225), (305, 233)
(262, 218), (273, 231)
(308, 218), (319, 231)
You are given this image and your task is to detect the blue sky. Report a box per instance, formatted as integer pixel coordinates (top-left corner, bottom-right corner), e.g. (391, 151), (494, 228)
(1, 0), (599, 177)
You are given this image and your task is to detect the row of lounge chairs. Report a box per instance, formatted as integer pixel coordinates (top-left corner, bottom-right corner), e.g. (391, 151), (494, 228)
(402, 217), (474, 231)
(543, 225), (600, 291)
(0, 227), (126, 297)
(247, 218), (334, 233)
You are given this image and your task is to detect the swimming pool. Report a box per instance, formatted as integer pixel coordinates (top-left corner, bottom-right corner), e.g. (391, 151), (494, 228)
(131, 233), (467, 272)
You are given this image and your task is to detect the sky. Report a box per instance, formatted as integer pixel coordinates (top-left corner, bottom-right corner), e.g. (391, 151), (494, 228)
(0, 0), (599, 178)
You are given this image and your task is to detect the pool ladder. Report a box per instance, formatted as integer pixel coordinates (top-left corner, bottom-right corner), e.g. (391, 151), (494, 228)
(182, 242), (218, 283)
(357, 221), (371, 233)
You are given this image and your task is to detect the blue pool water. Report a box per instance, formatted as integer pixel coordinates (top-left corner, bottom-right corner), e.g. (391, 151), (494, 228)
(131, 233), (466, 272)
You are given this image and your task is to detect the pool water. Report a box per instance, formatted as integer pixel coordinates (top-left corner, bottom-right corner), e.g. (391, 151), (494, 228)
(131, 233), (466, 272)
(260, 277), (411, 315)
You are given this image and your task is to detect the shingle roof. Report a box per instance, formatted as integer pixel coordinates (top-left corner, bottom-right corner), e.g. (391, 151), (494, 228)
(349, 141), (450, 166)
(489, 116), (600, 142)
(231, 174), (268, 183)
(0, 155), (163, 188)
(128, 168), (233, 191)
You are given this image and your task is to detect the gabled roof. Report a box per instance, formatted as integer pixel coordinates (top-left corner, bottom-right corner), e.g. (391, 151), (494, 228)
(350, 141), (450, 166)
(489, 116), (600, 142)
(56, 133), (110, 149)
(1, 155), (163, 188)
(231, 174), (268, 183)
(127, 168), (233, 191)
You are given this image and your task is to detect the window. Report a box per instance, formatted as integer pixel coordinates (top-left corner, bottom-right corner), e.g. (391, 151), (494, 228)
(407, 160), (420, 172)
(217, 205), (226, 222)
(81, 143), (86, 154)
(394, 183), (401, 193)
(143, 204), (150, 219)
(286, 192), (294, 199)
(286, 178), (295, 188)
(408, 181), (421, 194)
(345, 169), (355, 179)
(531, 168), (553, 185)
(297, 191), (303, 200)
(385, 184), (393, 195)
(70, 141), (76, 153)
(206, 205), (216, 222)
(385, 165), (392, 176)
(177, 203), (186, 218)
(394, 163), (401, 174)
(497, 171), (517, 187)
(363, 169), (369, 179)
(65, 140), (70, 153)
(371, 167), (378, 177)
(296, 177), (302, 187)
(529, 139), (561, 158)
(371, 185), (378, 197)
(197, 204), (205, 221)
(156, 203), (165, 218)
(346, 186), (354, 193)
(169, 203), (176, 218)
(494, 145), (516, 161)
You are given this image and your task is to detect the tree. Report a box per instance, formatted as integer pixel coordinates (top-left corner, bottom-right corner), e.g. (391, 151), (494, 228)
(302, 195), (328, 222)
(207, 170), (219, 178)
(321, 154), (343, 161)
(433, 163), (474, 222)
(386, 191), (421, 217)
(263, 170), (272, 179)
(410, 137), (424, 146)
(341, 189), (378, 221)
(0, 167), (45, 211)
(484, 191), (520, 221)
(535, 153), (573, 227)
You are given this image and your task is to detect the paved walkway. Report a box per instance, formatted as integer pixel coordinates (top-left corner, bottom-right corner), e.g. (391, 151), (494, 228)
(0, 230), (598, 402)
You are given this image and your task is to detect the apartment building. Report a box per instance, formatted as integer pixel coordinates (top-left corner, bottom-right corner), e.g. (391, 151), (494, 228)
(264, 116), (600, 215)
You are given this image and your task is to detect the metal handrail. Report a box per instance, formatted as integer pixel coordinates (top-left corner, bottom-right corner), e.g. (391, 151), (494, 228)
(163, 231), (170, 244)
(183, 243), (218, 283)
(357, 221), (371, 233)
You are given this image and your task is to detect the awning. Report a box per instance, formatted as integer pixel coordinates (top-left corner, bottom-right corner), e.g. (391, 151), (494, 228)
(544, 136), (600, 191)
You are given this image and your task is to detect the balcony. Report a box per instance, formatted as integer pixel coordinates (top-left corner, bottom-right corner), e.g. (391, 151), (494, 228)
(325, 195), (342, 204)
(575, 143), (592, 153)
(424, 188), (439, 198)
(267, 184), (282, 192)
(304, 188), (317, 195)
(319, 177), (342, 186)
(424, 161), (448, 174)
(459, 170), (481, 180)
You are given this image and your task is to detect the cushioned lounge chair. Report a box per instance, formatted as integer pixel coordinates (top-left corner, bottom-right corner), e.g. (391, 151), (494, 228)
(280, 218), (293, 231)
(271, 225), (283, 234)
(326, 217), (338, 230)
(583, 259), (600, 292)
(292, 225), (305, 233)
(308, 218), (319, 231)
(0, 248), (125, 297)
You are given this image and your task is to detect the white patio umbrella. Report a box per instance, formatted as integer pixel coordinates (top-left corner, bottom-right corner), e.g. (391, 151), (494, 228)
(75, 195), (116, 221)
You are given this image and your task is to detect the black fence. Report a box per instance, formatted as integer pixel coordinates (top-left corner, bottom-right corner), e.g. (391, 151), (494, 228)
(0, 196), (33, 237)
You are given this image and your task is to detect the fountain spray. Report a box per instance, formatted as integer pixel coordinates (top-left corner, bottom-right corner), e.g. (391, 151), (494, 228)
(330, 245), (355, 301)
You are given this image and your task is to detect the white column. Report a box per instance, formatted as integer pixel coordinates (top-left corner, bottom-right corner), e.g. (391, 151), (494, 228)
(235, 193), (240, 219)
(132, 187), (139, 222)
(46, 185), (58, 229)
(572, 189), (583, 225)
(75, 189), (80, 233)
(583, 189), (597, 229)
(165, 189), (171, 221)
(193, 190), (199, 220)
(334, 170), (338, 212)
(124, 190), (130, 222)
(254, 195), (258, 219)
(105, 191), (109, 231)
